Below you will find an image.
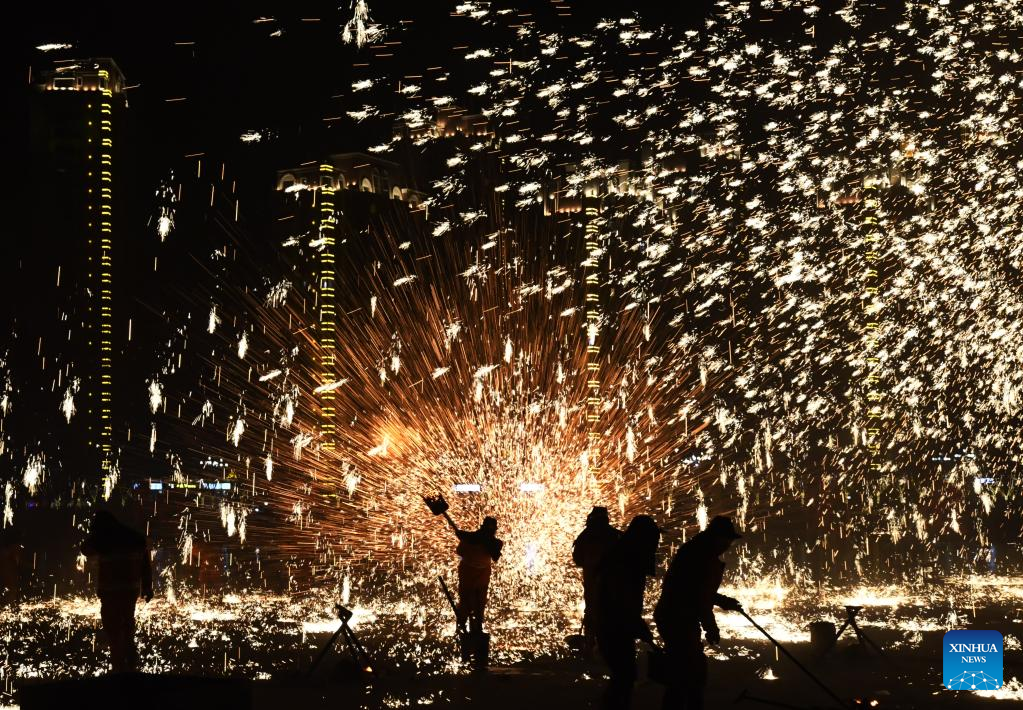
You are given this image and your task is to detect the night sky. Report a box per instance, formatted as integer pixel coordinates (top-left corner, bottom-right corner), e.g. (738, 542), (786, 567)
(15, 0), (1004, 568)
(20, 1), (718, 211)
(16, 0), (902, 233)
(11, 8), (1023, 699)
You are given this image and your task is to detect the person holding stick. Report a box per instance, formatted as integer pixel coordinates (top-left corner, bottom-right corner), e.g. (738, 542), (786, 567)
(573, 506), (620, 651)
(425, 496), (503, 636)
(452, 515), (502, 635)
(654, 515), (742, 710)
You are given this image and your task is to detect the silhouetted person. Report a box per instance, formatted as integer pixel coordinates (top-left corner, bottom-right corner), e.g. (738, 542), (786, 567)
(573, 506), (620, 649)
(81, 512), (153, 673)
(454, 516), (503, 635)
(595, 515), (661, 710)
(654, 516), (743, 710)
(0, 528), (22, 606)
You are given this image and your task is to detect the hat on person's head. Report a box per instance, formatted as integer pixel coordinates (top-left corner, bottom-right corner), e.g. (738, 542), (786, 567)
(624, 515), (661, 576)
(626, 514), (661, 540)
(707, 515), (742, 540)
(586, 506), (610, 526)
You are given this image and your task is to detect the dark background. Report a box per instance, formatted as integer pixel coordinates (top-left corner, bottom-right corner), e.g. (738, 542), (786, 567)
(11, 0), (728, 476)
(9, 0), (942, 585)
(14, 0), (903, 241)
(17, 0), (719, 206)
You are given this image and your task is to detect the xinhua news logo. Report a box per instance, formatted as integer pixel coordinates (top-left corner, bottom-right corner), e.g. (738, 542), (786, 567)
(943, 630), (1003, 691)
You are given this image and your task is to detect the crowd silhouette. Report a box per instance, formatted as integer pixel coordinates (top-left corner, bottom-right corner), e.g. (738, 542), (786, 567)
(32, 504), (742, 710)
(440, 505), (743, 709)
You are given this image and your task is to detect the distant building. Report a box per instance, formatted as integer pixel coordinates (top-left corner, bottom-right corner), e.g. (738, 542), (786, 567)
(276, 152), (427, 207)
(433, 106), (493, 140)
(392, 105), (494, 145)
(26, 58), (129, 494)
(274, 153), (425, 450)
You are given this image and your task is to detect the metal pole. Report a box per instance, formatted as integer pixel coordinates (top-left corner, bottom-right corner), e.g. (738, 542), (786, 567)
(734, 688), (808, 709)
(738, 608), (849, 710)
(438, 576), (459, 620)
(343, 624), (377, 677)
(438, 575), (468, 640)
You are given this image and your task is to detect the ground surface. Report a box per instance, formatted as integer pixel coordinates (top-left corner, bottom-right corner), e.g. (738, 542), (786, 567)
(4, 577), (1023, 708)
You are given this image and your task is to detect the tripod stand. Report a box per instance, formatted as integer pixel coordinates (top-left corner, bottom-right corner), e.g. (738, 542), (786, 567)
(738, 608), (850, 709)
(826, 605), (884, 656)
(308, 604), (376, 678)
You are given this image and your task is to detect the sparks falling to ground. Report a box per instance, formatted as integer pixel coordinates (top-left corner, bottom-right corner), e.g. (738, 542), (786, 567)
(9, 4), (1023, 693)
(124, 0), (1023, 599)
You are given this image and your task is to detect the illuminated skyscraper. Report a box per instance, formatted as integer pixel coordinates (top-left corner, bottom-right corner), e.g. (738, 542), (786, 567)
(27, 58), (128, 495)
(581, 193), (602, 468)
(274, 153), (425, 452)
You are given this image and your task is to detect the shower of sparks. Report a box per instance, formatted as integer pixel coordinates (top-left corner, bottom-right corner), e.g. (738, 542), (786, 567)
(10, 2), (1023, 697)
(156, 213), (173, 240)
(22, 456), (45, 496)
(129, 0), (1023, 607)
(2, 482), (13, 527)
(60, 379), (78, 423)
(154, 176), (177, 241)
(148, 380), (163, 414)
(341, 0), (380, 49)
(103, 462), (119, 501)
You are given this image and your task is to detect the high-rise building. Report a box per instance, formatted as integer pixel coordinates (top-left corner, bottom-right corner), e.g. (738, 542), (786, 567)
(274, 153), (426, 452)
(25, 58), (128, 496)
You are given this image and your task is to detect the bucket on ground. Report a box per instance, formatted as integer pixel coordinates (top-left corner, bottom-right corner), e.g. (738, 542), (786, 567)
(809, 620), (836, 656)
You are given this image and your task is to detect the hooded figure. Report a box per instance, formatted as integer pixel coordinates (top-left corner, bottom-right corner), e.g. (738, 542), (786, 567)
(654, 515), (743, 710)
(573, 506), (620, 647)
(595, 514), (661, 710)
(81, 511), (153, 673)
(455, 516), (503, 635)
